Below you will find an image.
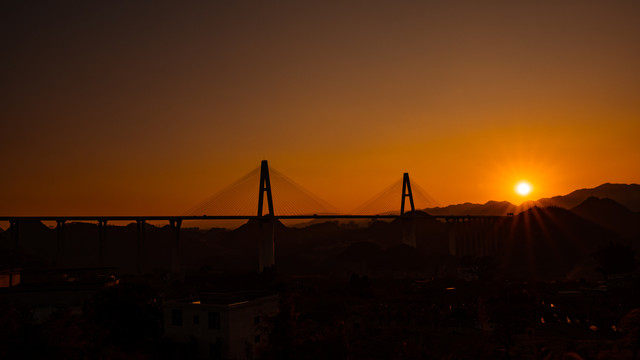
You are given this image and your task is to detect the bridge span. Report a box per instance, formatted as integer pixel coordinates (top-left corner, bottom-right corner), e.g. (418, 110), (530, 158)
(1, 161), (508, 272)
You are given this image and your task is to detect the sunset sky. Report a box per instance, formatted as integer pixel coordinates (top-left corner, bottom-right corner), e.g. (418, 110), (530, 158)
(1, 0), (639, 216)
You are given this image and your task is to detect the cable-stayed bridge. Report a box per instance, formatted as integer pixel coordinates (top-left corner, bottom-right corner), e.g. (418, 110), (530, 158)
(0, 160), (442, 222)
(182, 160), (438, 217)
(0, 161), (505, 272)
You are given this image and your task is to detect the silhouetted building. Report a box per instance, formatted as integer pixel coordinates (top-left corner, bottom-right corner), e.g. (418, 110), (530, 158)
(164, 292), (279, 360)
(0, 267), (118, 322)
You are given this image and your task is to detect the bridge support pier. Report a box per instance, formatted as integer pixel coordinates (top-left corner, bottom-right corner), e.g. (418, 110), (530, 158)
(98, 219), (107, 267)
(56, 220), (65, 265)
(258, 218), (275, 272)
(9, 220), (19, 248)
(447, 217), (458, 256)
(135, 219), (146, 274)
(401, 216), (417, 248)
(169, 219), (181, 273)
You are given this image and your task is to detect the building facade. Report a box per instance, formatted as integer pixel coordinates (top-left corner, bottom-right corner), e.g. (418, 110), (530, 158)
(164, 292), (279, 360)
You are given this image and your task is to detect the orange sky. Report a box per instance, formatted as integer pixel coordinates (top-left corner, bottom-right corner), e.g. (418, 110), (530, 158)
(1, 0), (639, 216)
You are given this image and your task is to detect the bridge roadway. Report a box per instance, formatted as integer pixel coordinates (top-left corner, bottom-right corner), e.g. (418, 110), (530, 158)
(0, 214), (506, 222)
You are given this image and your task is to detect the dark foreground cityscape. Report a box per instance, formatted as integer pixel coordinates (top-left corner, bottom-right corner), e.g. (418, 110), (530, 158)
(2, 181), (640, 359)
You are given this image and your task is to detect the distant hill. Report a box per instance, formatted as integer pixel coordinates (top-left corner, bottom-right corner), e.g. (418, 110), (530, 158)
(426, 200), (518, 216)
(571, 197), (640, 239)
(531, 183), (640, 212)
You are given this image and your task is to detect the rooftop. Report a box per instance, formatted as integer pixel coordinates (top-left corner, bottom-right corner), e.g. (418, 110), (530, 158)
(166, 291), (278, 307)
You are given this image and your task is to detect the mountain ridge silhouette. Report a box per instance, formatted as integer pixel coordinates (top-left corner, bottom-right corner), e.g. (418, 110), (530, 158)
(571, 196), (640, 238)
(423, 183), (640, 216)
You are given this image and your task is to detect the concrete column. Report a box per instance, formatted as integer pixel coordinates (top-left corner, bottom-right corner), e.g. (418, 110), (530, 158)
(462, 219), (469, 257)
(56, 220), (65, 265)
(401, 215), (417, 248)
(491, 219), (501, 255)
(259, 217), (275, 272)
(136, 219), (146, 274)
(9, 220), (19, 248)
(98, 219), (107, 267)
(448, 218), (457, 256)
(169, 219), (182, 273)
(481, 220), (488, 257)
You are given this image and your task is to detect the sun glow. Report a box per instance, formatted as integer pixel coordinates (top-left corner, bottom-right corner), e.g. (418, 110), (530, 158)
(516, 181), (532, 196)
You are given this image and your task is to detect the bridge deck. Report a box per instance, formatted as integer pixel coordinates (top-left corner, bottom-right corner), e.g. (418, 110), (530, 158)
(0, 214), (506, 222)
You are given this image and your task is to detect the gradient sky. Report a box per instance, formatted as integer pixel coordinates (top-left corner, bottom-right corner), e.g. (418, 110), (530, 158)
(1, 0), (639, 215)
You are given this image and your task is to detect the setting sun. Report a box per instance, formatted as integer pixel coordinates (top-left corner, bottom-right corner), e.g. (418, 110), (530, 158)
(516, 181), (532, 196)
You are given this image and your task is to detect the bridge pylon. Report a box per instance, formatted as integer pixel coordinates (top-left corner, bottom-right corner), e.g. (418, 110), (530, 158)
(258, 160), (274, 217)
(257, 160), (275, 272)
(400, 172), (415, 215)
(400, 173), (417, 247)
